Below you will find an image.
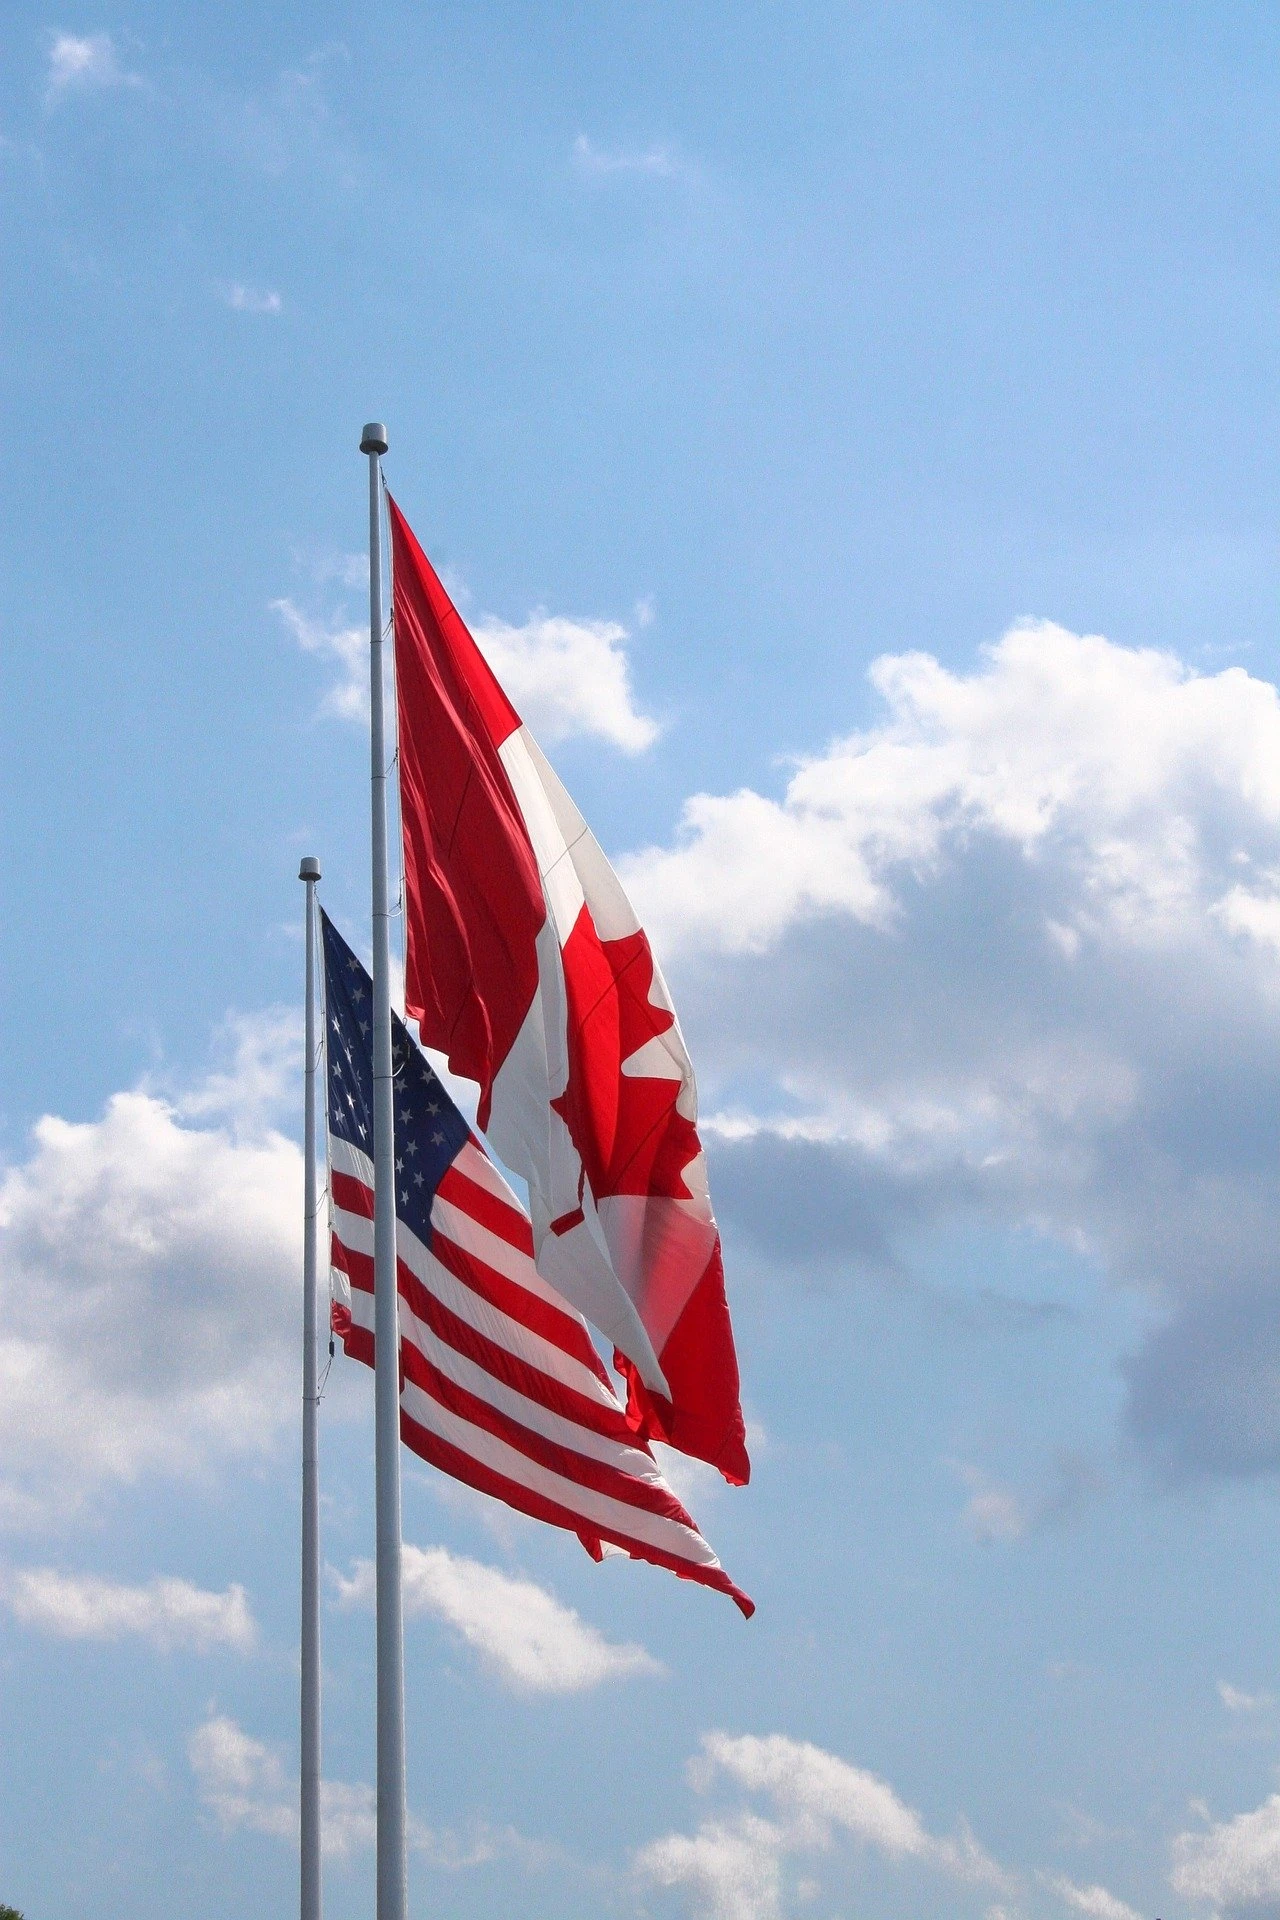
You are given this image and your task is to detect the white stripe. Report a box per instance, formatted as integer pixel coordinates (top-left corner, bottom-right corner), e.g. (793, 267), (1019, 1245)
(345, 1289), (719, 1569)
(338, 1241), (663, 1482)
(332, 1213), (619, 1412)
(396, 1287), (667, 1481)
(454, 1137), (525, 1208)
(430, 1193), (575, 1314)
(330, 1135), (375, 1186)
(399, 1374), (724, 1573)
(332, 1205), (374, 1248)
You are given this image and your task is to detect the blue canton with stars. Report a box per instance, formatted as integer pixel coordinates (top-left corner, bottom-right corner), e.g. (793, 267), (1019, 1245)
(320, 910), (472, 1250)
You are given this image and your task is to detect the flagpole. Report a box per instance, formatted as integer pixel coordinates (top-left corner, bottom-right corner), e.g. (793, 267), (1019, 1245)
(299, 854), (323, 1920)
(361, 420), (408, 1920)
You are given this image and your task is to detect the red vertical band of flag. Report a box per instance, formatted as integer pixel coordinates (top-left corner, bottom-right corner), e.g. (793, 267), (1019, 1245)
(389, 495), (749, 1484)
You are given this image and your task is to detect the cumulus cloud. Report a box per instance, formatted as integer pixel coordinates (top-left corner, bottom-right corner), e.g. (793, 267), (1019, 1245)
(1172, 1788), (1280, 1910)
(639, 1810), (788, 1920)
(636, 1730), (1009, 1918)
(45, 31), (139, 103)
(276, 587), (657, 750)
(189, 1713), (512, 1866)
(618, 624), (1280, 1481)
(622, 622), (1280, 959)
(3, 1568), (255, 1652)
(334, 1545), (662, 1693)
(0, 1017), (302, 1524)
(470, 611), (658, 752)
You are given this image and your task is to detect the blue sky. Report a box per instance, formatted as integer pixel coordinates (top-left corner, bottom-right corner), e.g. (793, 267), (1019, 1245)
(8, 6), (1280, 1917)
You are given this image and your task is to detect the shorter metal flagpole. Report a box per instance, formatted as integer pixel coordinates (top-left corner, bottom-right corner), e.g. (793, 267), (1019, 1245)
(299, 854), (322, 1920)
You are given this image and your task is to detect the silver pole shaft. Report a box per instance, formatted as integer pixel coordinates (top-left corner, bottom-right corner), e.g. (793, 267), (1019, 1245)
(299, 856), (323, 1920)
(362, 422), (408, 1920)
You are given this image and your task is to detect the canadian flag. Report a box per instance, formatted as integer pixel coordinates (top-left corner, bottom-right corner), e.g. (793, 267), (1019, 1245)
(389, 495), (749, 1484)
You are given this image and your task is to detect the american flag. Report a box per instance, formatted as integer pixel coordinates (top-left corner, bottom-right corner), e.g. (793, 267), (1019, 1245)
(320, 910), (752, 1616)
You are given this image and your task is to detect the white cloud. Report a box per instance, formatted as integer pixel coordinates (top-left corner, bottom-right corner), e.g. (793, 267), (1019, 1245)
(1220, 1682), (1276, 1713)
(698, 1732), (1003, 1881)
(169, 1006), (300, 1134)
(0, 1026), (302, 1524)
(639, 1811), (788, 1920)
(622, 622), (1280, 960)
(190, 1714), (298, 1844)
(637, 1730), (1008, 1918)
(471, 611), (658, 752)
(3, 1568), (255, 1652)
(954, 1464), (1028, 1543)
(46, 32), (139, 103)
(334, 1545), (662, 1694)
(221, 284), (283, 315)
(189, 1714), (375, 1858)
(272, 597), (367, 722)
(573, 133), (678, 178)
(1172, 1789), (1280, 1908)
(619, 624), (1280, 1481)
(638, 1733), (1148, 1920)
(277, 587), (658, 751)
(189, 1713), (513, 1866)
(1043, 1874), (1142, 1920)
(951, 1455), (1107, 1545)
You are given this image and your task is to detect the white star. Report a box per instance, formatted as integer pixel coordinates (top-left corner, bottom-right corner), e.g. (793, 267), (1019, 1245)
(396, 1157), (404, 1173)
(431, 1131), (445, 1146)
(413, 1171), (424, 1186)
(404, 1140), (418, 1157)
(427, 1102), (440, 1115)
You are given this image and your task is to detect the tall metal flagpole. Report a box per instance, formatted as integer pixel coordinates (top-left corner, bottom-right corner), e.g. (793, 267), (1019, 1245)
(299, 854), (323, 1920)
(361, 420), (408, 1920)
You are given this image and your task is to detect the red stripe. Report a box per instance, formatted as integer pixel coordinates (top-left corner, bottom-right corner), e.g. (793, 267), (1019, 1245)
(428, 1227), (610, 1380)
(399, 1338), (697, 1525)
(334, 1178), (608, 1383)
(397, 1259), (634, 1443)
(331, 1169), (374, 1218)
(436, 1162), (533, 1255)
(333, 1233), (627, 1437)
(398, 1406), (753, 1619)
(333, 1244), (755, 1617)
(331, 1233), (363, 1284)
(341, 1321), (374, 1367)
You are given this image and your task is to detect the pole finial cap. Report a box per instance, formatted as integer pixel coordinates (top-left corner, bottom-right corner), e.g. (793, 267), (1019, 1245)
(360, 422), (388, 455)
(299, 856), (321, 882)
